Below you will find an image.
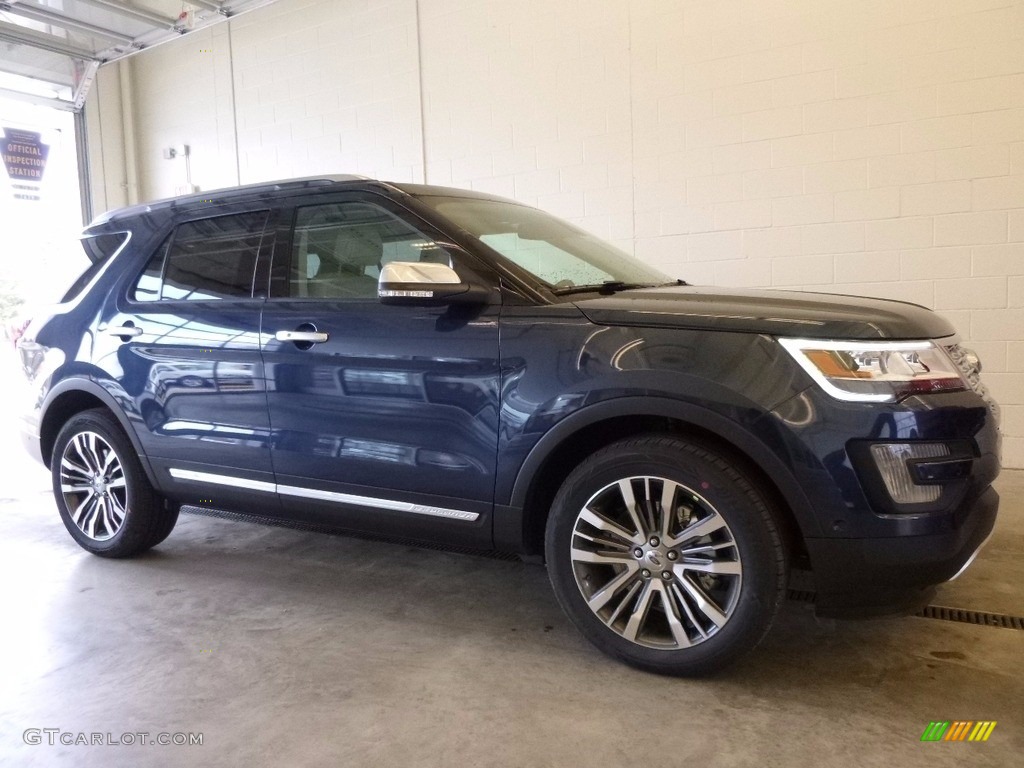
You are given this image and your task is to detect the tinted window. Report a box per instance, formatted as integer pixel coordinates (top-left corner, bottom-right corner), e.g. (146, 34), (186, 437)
(285, 202), (451, 299)
(132, 212), (269, 302)
(133, 236), (169, 302)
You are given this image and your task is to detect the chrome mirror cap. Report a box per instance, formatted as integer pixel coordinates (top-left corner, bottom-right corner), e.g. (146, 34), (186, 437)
(380, 261), (461, 286)
(378, 261), (470, 303)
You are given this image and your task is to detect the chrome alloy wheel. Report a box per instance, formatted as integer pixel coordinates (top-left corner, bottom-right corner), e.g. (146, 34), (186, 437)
(570, 476), (743, 650)
(59, 431), (128, 541)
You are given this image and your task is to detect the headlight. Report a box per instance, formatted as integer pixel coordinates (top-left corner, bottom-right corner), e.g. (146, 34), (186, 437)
(778, 338), (967, 402)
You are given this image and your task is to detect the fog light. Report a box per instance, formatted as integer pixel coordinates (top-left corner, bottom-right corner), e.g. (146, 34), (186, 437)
(870, 443), (950, 504)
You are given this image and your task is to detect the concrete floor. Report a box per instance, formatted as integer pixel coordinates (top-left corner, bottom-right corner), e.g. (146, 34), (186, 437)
(1, 379), (1021, 766)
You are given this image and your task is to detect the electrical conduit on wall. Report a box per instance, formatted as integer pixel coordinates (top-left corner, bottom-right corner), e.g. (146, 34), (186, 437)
(118, 59), (140, 206)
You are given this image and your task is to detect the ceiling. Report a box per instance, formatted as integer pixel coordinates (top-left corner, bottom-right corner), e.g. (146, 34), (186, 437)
(0, 1), (278, 111)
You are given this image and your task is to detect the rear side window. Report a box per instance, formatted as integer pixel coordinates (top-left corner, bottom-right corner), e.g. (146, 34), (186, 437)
(60, 233), (129, 303)
(132, 211), (269, 302)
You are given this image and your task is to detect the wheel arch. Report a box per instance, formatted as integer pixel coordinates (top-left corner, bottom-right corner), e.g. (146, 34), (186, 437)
(40, 378), (159, 488)
(499, 397), (820, 558)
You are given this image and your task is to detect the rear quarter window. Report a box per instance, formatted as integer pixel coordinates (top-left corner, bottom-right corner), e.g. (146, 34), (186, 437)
(60, 232), (129, 303)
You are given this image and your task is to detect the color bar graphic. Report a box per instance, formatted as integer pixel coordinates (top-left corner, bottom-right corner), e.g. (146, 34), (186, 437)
(968, 722), (997, 742)
(921, 720), (996, 742)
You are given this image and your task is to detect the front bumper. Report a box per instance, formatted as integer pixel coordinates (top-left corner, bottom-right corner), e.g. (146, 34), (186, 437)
(768, 376), (1001, 618)
(805, 485), (999, 617)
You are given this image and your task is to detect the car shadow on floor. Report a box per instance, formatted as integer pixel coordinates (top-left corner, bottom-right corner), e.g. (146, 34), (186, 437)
(44, 506), (1019, 695)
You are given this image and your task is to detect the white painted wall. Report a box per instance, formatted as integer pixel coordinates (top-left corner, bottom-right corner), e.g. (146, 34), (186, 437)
(84, 0), (1024, 467)
(84, 63), (129, 214)
(105, 0), (424, 197)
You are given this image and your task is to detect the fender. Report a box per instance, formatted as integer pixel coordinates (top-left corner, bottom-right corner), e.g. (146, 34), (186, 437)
(40, 376), (162, 489)
(500, 395), (822, 551)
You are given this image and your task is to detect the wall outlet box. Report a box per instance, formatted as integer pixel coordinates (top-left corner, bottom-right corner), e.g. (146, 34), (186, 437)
(162, 144), (190, 160)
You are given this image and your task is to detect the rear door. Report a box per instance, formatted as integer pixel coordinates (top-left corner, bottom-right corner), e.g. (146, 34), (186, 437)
(105, 208), (278, 510)
(259, 192), (501, 547)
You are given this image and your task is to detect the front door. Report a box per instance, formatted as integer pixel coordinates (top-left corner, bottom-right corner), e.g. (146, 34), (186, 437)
(260, 193), (500, 547)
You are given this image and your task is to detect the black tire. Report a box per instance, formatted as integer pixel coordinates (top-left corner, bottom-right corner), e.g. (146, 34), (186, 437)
(149, 501), (181, 548)
(545, 435), (787, 676)
(51, 408), (177, 558)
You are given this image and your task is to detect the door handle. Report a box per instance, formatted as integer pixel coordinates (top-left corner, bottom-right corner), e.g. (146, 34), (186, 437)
(275, 330), (329, 344)
(105, 324), (143, 339)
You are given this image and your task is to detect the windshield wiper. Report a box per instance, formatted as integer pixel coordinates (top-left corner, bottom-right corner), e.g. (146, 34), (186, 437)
(551, 279), (687, 296)
(551, 281), (649, 296)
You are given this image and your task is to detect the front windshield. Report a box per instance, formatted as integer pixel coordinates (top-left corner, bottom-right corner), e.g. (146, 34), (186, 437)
(418, 196), (672, 291)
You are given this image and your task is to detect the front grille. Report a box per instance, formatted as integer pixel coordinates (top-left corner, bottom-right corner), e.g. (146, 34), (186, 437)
(944, 343), (1000, 422)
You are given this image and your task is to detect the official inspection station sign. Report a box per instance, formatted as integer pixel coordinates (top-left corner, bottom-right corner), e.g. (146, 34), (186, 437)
(2, 127), (50, 200)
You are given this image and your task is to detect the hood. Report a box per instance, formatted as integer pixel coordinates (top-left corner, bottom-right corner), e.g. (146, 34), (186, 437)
(573, 286), (955, 340)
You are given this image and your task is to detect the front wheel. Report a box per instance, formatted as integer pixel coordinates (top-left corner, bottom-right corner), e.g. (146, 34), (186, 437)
(545, 435), (787, 676)
(52, 409), (177, 558)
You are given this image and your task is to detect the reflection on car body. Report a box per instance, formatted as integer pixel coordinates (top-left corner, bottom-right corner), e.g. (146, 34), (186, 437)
(18, 176), (1000, 676)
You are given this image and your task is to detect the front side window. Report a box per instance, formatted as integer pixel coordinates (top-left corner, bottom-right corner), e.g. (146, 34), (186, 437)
(284, 202), (451, 299)
(132, 211), (269, 302)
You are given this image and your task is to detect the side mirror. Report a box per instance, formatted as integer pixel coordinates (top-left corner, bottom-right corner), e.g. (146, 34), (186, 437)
(378, 262), (485, 305)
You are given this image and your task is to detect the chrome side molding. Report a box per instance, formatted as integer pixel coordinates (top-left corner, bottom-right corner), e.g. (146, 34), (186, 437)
(169, 468), (276, 493)
(167, 468), (480, 522)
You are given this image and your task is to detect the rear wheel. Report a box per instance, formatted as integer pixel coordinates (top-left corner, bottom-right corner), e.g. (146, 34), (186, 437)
(52, 409), (177, 558)
(545, 435), (787, 675)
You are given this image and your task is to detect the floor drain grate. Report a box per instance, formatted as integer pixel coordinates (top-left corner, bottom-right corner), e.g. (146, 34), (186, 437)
(916, 605), (1024, 630)
(786, 589), (1024, 630)
(786, 589), (817, 603)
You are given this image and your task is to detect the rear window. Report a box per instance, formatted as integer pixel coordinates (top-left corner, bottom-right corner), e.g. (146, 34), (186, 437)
(132, 211), (269, 302)
(60, 233), (129, 303)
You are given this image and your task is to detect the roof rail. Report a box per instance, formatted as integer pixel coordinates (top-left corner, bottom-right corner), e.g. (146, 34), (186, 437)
(89, 175), (374, 225)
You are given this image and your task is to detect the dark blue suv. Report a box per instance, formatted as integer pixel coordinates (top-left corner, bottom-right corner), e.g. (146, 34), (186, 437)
(18, 176), (1000, 675)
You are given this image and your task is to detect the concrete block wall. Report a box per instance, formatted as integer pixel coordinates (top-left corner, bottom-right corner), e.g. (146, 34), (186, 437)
(229, 0), (423, 184)
(99, 0), (423, 196)
(625, 0), (1024, 468)
(85, 0), (1024, 467)
(419, 0), (636, 252)
(131, 25), (237, 196)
